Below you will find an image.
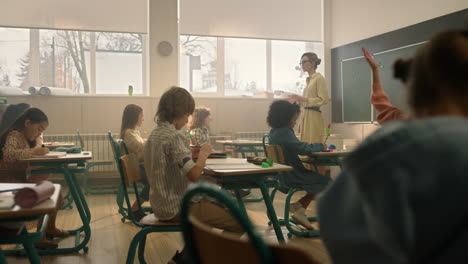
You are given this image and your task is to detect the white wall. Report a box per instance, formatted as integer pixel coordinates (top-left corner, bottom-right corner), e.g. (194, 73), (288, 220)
(5, 96), (273, 136)
(180, 0), (322, 41)
(329, 0), (467, 48)
(324, 0), (467, 142)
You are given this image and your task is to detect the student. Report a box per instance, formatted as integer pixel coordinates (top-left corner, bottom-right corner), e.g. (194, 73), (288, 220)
(187, 107), (211, 145)
(144, 87), (243, 263)
(267, 100), (330, 230)
(318, 29), (468, 264)
(120, 104), (150, 221)
(362, 47), (406, 123)
(0, 104), (68, 249)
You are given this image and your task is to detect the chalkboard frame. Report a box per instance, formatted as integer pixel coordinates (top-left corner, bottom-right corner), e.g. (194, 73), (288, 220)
(331, 9), (467, 123)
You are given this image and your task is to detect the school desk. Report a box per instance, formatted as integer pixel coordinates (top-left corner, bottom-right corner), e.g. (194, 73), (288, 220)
(204, 158), (292, 242)
(8, 152), (93, 256)
(216, 140), (264, 158)
(303, 150), (350, 171)
(0, 183), (61, 263)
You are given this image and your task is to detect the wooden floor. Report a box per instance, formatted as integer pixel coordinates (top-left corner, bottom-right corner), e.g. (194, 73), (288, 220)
(5, 189), (332, 264)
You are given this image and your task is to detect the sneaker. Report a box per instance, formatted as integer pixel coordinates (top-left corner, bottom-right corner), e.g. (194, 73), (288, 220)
(238, 189), (251, 197)
(132, 210), (146, 222)
(167, 250), (183, 264)
(34, 239), (58, 250)
(291, 207), (314, 230)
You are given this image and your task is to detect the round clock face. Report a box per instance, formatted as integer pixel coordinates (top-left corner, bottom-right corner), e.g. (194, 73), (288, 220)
(157, 41), (173, 56)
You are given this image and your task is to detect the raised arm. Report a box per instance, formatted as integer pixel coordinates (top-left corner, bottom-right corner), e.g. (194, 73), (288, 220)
(362, 48), (405, 124)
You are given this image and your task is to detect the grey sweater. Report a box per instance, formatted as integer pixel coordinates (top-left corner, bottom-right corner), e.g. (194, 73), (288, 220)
(318, 117), (468, 264)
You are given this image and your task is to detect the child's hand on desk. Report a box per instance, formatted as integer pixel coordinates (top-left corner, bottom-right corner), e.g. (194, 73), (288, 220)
(32, 147), (49, 155)
(199, 143), (213, 159)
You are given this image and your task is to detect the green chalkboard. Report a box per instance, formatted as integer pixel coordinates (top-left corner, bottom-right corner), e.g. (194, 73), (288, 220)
(342, 57), (372, 122)
(373, 42), (426, 118)
(341, 42), (426, 122)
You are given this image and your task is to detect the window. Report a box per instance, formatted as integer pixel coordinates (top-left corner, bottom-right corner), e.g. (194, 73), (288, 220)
(224, 38), (266, 96)
(40, 29), (90, 94)
(0, 26), (147, 96)
(179, 35), (217, 93)
(0, 28), (29, 88)
(271, 40), (308, 94)
(95, 32), (144, 95)
(179, 35), (324, 97)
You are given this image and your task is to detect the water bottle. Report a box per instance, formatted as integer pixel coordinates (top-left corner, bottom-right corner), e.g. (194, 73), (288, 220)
(128, 85), (133, 96)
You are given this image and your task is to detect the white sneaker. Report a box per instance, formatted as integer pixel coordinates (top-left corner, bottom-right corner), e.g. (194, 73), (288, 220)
(291, 207), (314, 230)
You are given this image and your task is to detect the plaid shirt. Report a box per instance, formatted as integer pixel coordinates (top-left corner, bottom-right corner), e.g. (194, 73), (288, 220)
(189, 127), (209, 145)
(144, 121), (195, 220)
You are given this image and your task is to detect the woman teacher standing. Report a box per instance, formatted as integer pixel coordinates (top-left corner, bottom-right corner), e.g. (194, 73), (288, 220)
(288, 52), (329, 144)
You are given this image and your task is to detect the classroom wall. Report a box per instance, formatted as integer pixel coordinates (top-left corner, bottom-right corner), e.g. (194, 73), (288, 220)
(329, 0), (467, 48)
(5, 96), (273, 136)
(323, 1), (467, 143)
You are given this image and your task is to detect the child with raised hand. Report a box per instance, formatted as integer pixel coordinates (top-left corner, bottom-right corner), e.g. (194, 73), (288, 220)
(267, 100), (330, 230)
(318, 29), (468, 264)
(0, 104), (68, 249)
(144, 87), (243, 263)
(187, 107), (212, 145)
(120, 104), (150, 221)
(362, 47), (406, 123)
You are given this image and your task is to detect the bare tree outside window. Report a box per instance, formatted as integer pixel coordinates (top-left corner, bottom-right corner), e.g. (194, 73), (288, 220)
(180, 35), (217, 93)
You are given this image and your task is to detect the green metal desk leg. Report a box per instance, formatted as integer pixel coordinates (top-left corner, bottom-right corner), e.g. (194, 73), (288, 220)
(233, 189), (248, 216)
(23, 235), (41, 264)
(83, 162), (119, 195)
(257, 181), (285, 242)
(59, 166), (91, 253)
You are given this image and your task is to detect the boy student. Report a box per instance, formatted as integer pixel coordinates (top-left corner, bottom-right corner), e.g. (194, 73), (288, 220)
(144, 87), (243, 263)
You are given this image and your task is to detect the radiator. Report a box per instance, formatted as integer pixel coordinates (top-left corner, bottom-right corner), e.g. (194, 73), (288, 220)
(233, 131), (269, 140)
(43, 133), (117, 173)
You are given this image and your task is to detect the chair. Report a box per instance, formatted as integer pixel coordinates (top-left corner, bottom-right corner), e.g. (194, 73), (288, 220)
(76, 129), (116, 195)
(109, 133), (150, 222)
(262, 134), (320, 238)
(181, 184), (320, 264)
(118, 140), (181, 264)
(0, 215), (49, 264)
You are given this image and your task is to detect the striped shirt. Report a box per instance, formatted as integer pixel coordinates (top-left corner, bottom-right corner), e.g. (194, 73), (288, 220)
(144, 121), (195, 220)
(189, 127), (209, 145)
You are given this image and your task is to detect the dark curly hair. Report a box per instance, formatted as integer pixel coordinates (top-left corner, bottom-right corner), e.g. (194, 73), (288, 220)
(155, 87), (195, 122)
(267, 100), (301, 128)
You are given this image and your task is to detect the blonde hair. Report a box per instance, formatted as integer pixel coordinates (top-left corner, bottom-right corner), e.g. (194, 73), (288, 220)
(155, 87), (195, 122)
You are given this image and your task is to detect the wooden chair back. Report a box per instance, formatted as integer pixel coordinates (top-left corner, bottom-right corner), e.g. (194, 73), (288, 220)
(120, 153), (141, 186)
(265, 144), (285, 164)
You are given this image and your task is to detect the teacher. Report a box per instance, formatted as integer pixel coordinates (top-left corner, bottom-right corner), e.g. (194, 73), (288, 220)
(289, 52), (329, 144)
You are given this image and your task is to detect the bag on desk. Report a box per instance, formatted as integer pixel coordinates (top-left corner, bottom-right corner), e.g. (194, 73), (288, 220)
(14, 181), (55, 208)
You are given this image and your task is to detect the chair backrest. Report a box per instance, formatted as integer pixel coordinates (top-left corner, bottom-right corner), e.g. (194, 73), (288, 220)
(115, 139), (144, 226)
(180, 184), (320, 264)
(120, 153), (141, 186)
(181, 184), (273, 264)
(265, 145), (285, 164)
(76, 129), (85, 149)
(107, 131), (119, 162)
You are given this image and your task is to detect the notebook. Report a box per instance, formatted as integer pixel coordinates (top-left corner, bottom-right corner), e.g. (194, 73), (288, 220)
(32, 151), (67, 158)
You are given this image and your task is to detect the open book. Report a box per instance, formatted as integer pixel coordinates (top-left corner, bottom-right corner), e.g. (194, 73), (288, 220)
(32, 151), (67, 158)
